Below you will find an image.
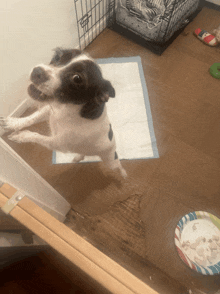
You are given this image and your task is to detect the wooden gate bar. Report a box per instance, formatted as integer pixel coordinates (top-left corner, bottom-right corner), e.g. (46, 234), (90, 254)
(0, 183), (159, 294)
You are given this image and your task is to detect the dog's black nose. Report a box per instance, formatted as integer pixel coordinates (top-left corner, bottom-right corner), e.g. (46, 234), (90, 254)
(31, 66), (49, 84)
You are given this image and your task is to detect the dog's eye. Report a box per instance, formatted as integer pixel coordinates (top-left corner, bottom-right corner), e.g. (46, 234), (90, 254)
(72, 75), (83, 85)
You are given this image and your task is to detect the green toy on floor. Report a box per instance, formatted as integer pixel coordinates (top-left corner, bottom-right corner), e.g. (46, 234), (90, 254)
(210, 63), (220, 79)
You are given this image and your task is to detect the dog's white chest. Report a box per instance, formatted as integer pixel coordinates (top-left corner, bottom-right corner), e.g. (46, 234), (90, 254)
(49, 103), (81, 135)
(48, 103), (111, 154)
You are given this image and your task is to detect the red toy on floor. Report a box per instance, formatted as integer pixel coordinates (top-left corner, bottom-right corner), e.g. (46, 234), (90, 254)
(194, 28), (217, 46)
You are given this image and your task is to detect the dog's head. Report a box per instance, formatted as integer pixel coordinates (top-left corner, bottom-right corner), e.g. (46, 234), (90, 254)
(28, 48), (115, 119)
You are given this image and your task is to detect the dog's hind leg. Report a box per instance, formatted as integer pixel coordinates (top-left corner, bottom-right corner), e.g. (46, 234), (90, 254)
(100, 149), (127, 178)
(8, 131), (59, 151)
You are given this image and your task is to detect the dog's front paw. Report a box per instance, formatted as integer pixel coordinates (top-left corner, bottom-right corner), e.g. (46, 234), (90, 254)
(0, 117), (24, 131)
(8, 130), (37, 143)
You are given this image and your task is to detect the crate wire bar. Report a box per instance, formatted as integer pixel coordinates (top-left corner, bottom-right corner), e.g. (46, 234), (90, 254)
(74, 0), (115, 50)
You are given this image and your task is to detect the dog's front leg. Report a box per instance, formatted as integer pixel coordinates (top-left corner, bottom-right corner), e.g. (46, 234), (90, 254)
(8, 130), (57, 150)
(0, 105), (51, 132)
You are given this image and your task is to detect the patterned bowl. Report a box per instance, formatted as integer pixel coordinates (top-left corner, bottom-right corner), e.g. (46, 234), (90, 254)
(175, 211), (220, 275)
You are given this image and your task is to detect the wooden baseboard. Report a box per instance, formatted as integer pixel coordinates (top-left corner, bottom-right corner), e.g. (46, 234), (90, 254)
(206, 0), (220, 7)
(199, 0), (220, 10)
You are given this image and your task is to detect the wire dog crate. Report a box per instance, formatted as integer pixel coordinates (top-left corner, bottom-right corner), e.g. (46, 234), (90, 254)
(74, 0), (115, 49)
(74, 0), (200, 54)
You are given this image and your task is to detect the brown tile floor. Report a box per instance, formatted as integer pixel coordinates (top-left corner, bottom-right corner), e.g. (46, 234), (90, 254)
(2, 6), (220, 294)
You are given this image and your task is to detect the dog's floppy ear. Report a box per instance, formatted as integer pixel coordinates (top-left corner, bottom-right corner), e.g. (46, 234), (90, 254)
(95, 80), (115, 104)
(50, 48), (81, 65)
(52, 47), (82, 57)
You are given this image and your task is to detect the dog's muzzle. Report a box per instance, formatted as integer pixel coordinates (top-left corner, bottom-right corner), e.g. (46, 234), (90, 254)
(28, 66), (51, 101)
(30, 66), (49, 85)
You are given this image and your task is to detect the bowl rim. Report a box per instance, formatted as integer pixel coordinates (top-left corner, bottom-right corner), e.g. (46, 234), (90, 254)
(174, 211), (220, 275)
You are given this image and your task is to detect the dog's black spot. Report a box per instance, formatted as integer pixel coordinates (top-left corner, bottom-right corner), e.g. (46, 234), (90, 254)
(55, 60), (102, 105)
(114, 152), (118, 160)
(30, 49), (116, 120)
(108, 124), (113, 141)
(54, 59), (115, 120)
(81, 101), (105, 120)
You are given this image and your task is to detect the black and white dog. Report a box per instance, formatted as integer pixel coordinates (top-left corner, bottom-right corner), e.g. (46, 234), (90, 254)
(0, 48), (127, 177)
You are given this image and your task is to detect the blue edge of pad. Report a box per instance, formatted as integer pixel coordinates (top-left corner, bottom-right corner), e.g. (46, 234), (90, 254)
(53, 56), (159, 164)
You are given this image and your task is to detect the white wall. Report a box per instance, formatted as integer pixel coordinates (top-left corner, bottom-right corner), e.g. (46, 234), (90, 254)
(0, 0), (79, 117)
(0, 0), (76, 221)
(207, 0), (220, 5)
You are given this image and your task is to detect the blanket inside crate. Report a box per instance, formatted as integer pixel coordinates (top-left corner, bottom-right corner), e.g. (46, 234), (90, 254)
(116, 0), (199, 42)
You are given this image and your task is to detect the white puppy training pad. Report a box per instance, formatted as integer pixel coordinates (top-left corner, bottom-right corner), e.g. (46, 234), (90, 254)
(52, 56), (159, 164)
